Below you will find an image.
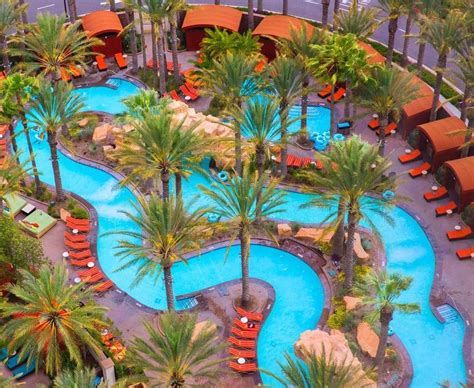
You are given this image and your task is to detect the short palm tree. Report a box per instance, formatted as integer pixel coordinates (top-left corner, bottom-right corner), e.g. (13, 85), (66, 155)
(199, 168), (286, 308)
(354, 269), (420, 370)
(268, 56), (305, 177)
(120, 89), (170, 122)
(28, 79), (84, 201)
(112, 194), (208, 311)
(0, 0), (27, 71)
(335, 2), (380, 39)
(377, 0), (405, 66)
(0, 150), (30, 216)
(52, 367), (103, 387)
(126, 312), (225, 386)
(356, 66), (420, 156)
(302, 136), (396, 290)
(0, 264), (108, 376)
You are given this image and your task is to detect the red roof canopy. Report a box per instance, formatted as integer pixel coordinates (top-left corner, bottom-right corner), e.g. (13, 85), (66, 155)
(81, 10), (123, 37)
(252, 15), (315, 40)
(182, 5), (242, 32)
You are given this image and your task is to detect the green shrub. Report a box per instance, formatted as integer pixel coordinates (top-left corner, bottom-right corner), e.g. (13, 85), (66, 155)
(318, 241), (332, 255)
(327, 298), (355, 330)
(122, 31), (143, 53)
(461, 204), (474, 228)
(205, 95), (227, 117)
(354, 264), (371, 283)
(71, 207), (89, 220)
(407, 128), (420, 149)
(434, 165), (447, 186)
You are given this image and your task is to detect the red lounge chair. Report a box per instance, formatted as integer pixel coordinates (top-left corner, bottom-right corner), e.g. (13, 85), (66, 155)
(169, 90), (182, 101)
(447, 227), (472, 241)
(233, 318), (260, 331)
(227, 337), (255, 349)
(317, 84), (333, 98)
(236, 306), (263, 322)
(96, 56), (108, 71)
(368, 119), (380, 130)
(185, 82), (200, 97)
(78, 266), (100, 278)
(375, 122), (397, 137)
(64, 231), (87, 242)
(66, 216), (90, 226)
(66, 221), (91, 232)
(228, 347), (256, 358)
(423, 186), (448, 202)
(409, 162), (431, 178)
(83, 271), (105, 283)
(435, 201), (457, 217)
(255, 60), (266, 73)
(0, 71), (5, 80)
(60, 68), (71, 82)
(69, 64), (81, 78)
(456, 247), (474, 260)
(65, 239), (90, 251)
(146, 59), (180, 72)
(70, 257), (96, 267)
(398, 149), (422, 164)
(114, 53), (127, 69)
(68, 249), (92, 260)
(95, 280), (114, 293)
(327, 87), (346, 103)
(231, 327), (258, 339)
(228, 361), (257, 373)
(179, 85), (198, 101)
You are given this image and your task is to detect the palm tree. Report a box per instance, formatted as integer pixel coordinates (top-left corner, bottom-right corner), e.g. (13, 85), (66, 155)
(335, 2), (380, 39)
(0, 0), (27, 72)
(52, 367), (102, 387)
(302, 136), (396, 290)
(28, 80), (84, 201)
(66, 0), (78, 22)
(321, 0), (330, 29)
(199, 168), (286, 308)
(13, 13), (100, 80)
(247, 0), (254, 30)
(356, 66), (420, 156)
(333, 0), (341, 24)
(135, 0), (147, 68)
(124, 1), (139, 73)
(400, 0), (417, 67)
(377, 0), (405, 66)
(168, 0), (187, 83)
(112, 195), (207, 311)
(454, 42), (474, 125)
(0, 264), (108, 376)
(269, 56), (305, 177)
(0, 150), (29, 216)
(354, 269), (420, 370)
(0, 368), (18, 387)
(120, 89), (170, 121)
(424, 10), (467, 121)
(126, 312), (225, 386)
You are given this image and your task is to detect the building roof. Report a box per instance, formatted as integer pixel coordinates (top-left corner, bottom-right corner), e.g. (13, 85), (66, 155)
(252, 15), (315, 40)
(81, 10), (123, 38)
(402, 76), (434, 118)
(182, 5), (242, 32)
(445, 156), (474, 194)
(358, 41), (385, 65)
(418, 116), (467, 153)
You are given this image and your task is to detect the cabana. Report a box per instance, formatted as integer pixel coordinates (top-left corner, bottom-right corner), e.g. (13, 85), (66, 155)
(358, 41), (385, 65)
(182, 5), (243, 51)
(81, 10), (123, 58)
(252, 15), (315, 60)
(444, 156), (474, 210)
(417, 116), (470, 170)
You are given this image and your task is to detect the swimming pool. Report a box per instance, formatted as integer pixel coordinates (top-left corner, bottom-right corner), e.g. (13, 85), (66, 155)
(14, 77), (466, 387)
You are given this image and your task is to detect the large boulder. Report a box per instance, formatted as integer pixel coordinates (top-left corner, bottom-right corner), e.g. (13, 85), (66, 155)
(356, 322), (379, 358)
(295, 228), (334, 244)
(277, 224), (292, 238)
(92, 123), (113, 145)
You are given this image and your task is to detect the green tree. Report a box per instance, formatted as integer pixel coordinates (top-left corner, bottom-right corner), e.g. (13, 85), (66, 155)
(454, 42), (474, 125)
(0, 150), (29, 215)
(335, 2), (380, 39)
(354, 269), (420, 370)
(112, 195), (207, 311)
(0, 0), (27, 71)
(52, 367), (103, 387)
(377, 0), (405, 66)
(0, 264), (108, 376)
(126, 312), (225, 386)
(28, 79), (84, 201)
(123, 1), (139, 73)
(199, 168), (286, 308)
(120, 89), (170, 122)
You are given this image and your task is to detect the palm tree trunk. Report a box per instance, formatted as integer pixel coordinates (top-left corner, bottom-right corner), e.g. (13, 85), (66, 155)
(67, 0), (78, 23)
(239, 224), (251, 308)
(247, 0), (254, 30)
(170, 18), (181, 84)
(125, 7), (138, 74)
(109, 0), (116, 12)
(343, 78), (351, 120)
(331, 197), (345, 258)
(157, 23), (167, 96)
(1, 35), (10, 72)
(378, 115), (388, 156)
(215, 0), (221, 4)
(343, 207), (357, 290)
(329, 84), (336, 137)
(416, 41), (426, 75)
(280, 101), (289, 177)
(48, 135), (64, 201)
(234, 130), (242, 175)
(282, 0), (288, 15)
(429, 53), (447, 122)
(333, 0), (340, 25)
(150, 23), (159, 90)
(175, 171), (182, 201)
(401, 13), (413, 67)
(137, 0), (147, 68)
(460, 86), (469, 123)
(161, 170), (170, 199)
(376, 308), (393, 370)
(322, 0), (330, 29)
(163, 265), (175, 311)
(461, 101), (473, 158)
(257, 0), (263, 13)
(18, 0), (28, 24)
(255, 146), (264, 222)
(300, 76), (309, 141)
(386, 17), (398, 67)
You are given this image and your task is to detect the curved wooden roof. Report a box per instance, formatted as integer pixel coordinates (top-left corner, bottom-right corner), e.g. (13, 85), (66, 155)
(81, 10), (123, 37)
(418, 116), (467, 153)
(358, 41), (385, 65)
(402, 76), (434, 118)
(252, 15), (315, 40)
(445, 156), (474, 194)
(182, 5), (242, 32)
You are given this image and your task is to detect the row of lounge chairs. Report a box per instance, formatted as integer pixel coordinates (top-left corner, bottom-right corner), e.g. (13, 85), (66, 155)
(96, 53), (128, 72)
(100, 330), (126, 361)
(166, 81), (201, 103)
(368, 119), (398, 137)
(317, 85), (346, 103)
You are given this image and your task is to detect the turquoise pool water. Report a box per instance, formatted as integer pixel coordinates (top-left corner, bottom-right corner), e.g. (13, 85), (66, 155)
(14, 77), (466, 387)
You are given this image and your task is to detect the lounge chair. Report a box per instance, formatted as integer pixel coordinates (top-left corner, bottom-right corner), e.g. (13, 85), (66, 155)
(64, 231), (87, 242)
(227, 336), (255, 349)
(179, 85), (199, 101)
(169, 90), (182, 101)
(65, 239), (90, 251)
(368, 119), (380, 130)
(78, 266), (100, 279)
(398, 149), (422, 164)
(83, 272), (105, 283)
(12, 361), (35, 379)
(185, 82), (200, 97)
(375, 122), (397, 137)
(447, 226), (472, 241)
(228, 361), (257, 373)
(327, 87), (346, 103)
(95, 280), (114, 293)
(60, 68), (71, 82)
(435, 201), (457, 217)
(68, 249), (92, 260)
(337, 121), (352, 131)
(228, 347), (256, 358)
(456, 247), (474, 260)
(317, 84), (333, 98)
(66, 216), (90, 226)
(233, 318), (260, 331)
(6, 353), (25, 370)
(66, 221), (91, 232)
(255, 59), (266, 73)
(0, 71), (5, 80)
(114, 53), (127, 69)
(423, 186), (448, 202)
(0, 347), (8, 361)
(236, 306), (263, 321)
(231, 327), (258, 339)
(96, 56), (108, 72)
(409, 162), (431, 178)
(69, 64), (82, 78)
(70, 257), (96, 267)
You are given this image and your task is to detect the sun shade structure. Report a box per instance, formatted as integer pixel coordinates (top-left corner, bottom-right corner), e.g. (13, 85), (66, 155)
(182, 5), (243, 51)
(444, 156), (474, 210)
(81, 11), (123, 57)
(252, 15), (315, 60)
(358, 41), (385, 65)
(417, 116), (470, 170)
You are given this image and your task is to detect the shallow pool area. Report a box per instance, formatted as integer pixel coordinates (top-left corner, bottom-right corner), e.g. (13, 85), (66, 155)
(14, 77), (466, 387)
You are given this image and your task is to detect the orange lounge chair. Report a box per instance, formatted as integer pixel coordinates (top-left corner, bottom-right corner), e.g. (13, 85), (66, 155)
(0, 71), (5, 80)
(69, 64), (82, 78)
(236, 306), (263, 322)
(447, 227), (472, 241)
(456, 247), (474, 260)
(95, 280), (114, 293)
(169, 90), (182, 101)
(231, 327), (258, 339)
(327, 87), (346, 103)
(255, 59), (266, 73)
(435, 201), (457, 217)
(398, 149), (422, 164)
(78, 266), (100, 278)
(227, 337), (255, 349)
(96, 56), (108, 71)
(185, 82), (200, 97)
(65, 239), (90, 250)
(70, 257), (96, 267)
(409, 162), (431, 178)
(233, 318), (260, 331)
(423, 186), (448, 202)
(179, 85), (198, 101)
(66, 221), (91, 232)
(64, 231), (87, 242)
(66, 216), (90, 226)
(114, 53), (127, 69)
(375, 122), (397, 137)
(317, 84), (333, 98)
(228, 347), (256, 358)
(228, 361), (257, 373)
(68, 249), (92, 260)
(83, 272), (105, 283)
(368, 119), (380, 130)
(60, 68), (71, 82)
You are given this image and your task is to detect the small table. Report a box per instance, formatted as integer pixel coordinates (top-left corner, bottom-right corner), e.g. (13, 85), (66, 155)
(431, 185), (438, 191)
(390, 130), (396, 135)
(372, 114), (379, 119)
(62, 252), (69, 258)
(72, 229), (79, 234)
(240, 316), (249, 324)
(21, 203), (36, 215)
(446, 209), (453, 215)
(237, 357), (246, 365)
(184, 96), (191, 101)
(471, 253), (474, 259)
(454, 225), (462, 231)
(87, 262), (95, 268)
(405, 148), (412, 154)
(421, 170), (428, 176)
(74, 277), (81, 284)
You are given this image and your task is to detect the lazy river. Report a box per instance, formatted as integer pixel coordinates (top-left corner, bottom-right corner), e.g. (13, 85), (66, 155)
(15, 78), (466, 386)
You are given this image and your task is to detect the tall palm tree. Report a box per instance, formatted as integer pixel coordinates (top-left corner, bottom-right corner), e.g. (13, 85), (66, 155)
(354, 269), (420, 370)
(400, 0), (417, 67)
(112, 195), (207, 311)
(335, 2), (380, 39)
(0, 0), (27, 72)
(28, 80), (84, 201)
(269, 56), (305, 177)
(124, 1), (139, 73)
(52, 367), (103, 387)
(302, 136), (396, 290)
(199, 168), (286, 308)
(257, 0), (263, 13)
(126, 312), (225, 386)
(135, 0), (147, 68)
(321, 0), (330, 29)
(333, 0), (341, 24)
(0, 150), (29, 216)
(247, 0), (254, 30)
(454, 42), (473, 125)
(356, 66), (420, 156)
(0, 264), (108, 376)
(282, 0), (288, 15)
(424, 10), (467, 121)
(168, 0), (187, 83)
(377, 0), (405, 66)
(66, 0), (78, 22)
(13, 13), (100, 80)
